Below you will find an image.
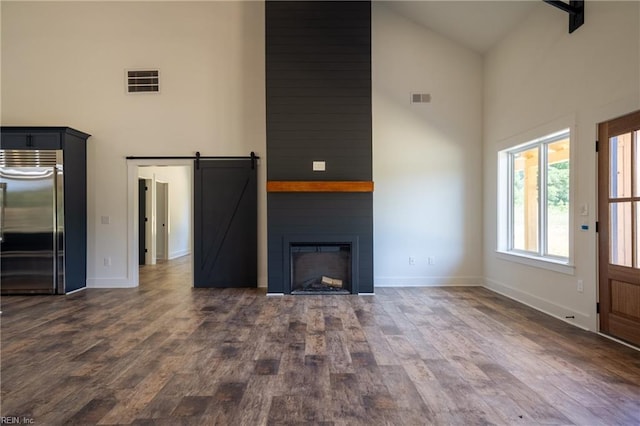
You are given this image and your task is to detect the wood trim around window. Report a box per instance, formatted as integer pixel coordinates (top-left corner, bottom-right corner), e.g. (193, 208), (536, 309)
(266, 181), (374, 193)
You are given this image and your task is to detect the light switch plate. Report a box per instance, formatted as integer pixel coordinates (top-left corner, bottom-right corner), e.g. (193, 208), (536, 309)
(312, 161), (326, 171)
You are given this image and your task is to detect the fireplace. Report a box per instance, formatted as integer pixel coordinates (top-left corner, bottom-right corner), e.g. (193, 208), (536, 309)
(291, 244), (351, 294)
(283, 235), (359, 294)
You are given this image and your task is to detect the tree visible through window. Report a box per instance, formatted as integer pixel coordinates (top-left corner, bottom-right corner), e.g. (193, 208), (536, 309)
(505, 129), (570, 260)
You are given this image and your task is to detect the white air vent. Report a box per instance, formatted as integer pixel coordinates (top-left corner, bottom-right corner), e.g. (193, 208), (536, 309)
(126, 69), (159, 94)
(411, 93), (431, 104)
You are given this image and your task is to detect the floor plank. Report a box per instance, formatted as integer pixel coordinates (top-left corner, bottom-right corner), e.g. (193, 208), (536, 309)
(1, 256), (639, 425)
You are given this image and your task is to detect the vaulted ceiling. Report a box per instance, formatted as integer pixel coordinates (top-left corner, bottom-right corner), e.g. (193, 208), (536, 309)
(382, 1), (541, 53)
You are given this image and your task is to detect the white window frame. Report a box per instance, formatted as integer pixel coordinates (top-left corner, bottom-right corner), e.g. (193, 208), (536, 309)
(497, 127), (575, 274)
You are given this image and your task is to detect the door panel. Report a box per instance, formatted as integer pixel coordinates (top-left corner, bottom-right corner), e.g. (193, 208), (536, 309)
(193, 160), (257, 288)
(138, 179), (146, 266)
(598, 110), (640, 347)
(156, 182), (168, 261)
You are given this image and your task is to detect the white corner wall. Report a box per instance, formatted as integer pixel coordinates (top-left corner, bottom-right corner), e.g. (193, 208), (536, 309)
(1, 1), (267, 288)
(483, 1), (640, 331)
(372, 4), (484, 286)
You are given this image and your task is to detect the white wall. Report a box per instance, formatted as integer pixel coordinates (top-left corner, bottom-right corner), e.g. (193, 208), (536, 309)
(372, 4), (484, 286)
(1, 1), (267, 287)
(483, 1), (640, 331)
(138, 166), (191, 260)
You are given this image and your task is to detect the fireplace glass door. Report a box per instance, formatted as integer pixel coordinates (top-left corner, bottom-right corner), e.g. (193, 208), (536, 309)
(290, 243), (351, 294)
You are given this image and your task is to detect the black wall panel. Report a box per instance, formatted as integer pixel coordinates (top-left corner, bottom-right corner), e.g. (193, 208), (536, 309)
(266, 1), (373, 293)
(266, 0), (372, 181)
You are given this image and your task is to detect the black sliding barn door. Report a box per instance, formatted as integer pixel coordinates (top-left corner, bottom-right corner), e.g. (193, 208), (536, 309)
(193, 160), (257, 288)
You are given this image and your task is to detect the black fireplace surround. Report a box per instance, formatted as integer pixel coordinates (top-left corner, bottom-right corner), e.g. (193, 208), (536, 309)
(265, 1), (373, 294)
(266, 193), (373, 294)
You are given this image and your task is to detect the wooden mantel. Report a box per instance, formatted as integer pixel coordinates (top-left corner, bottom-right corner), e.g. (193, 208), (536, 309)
(267, 181), (374, 193)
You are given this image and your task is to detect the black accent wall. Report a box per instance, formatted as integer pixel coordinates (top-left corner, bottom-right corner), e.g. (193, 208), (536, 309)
(266, 1), (373, 293)
(266, 1), (371, 180)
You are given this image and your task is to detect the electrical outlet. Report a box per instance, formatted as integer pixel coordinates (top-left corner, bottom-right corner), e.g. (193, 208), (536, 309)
(577, 279), (584, 293)
(428, 256), (435, 265)
(312, 161), (326, 171)
(409, 256), (415, 265)
(104, 257), (112, 267)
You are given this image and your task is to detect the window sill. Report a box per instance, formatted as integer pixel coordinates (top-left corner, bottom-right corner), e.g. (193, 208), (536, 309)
(496, 250), (575, 275)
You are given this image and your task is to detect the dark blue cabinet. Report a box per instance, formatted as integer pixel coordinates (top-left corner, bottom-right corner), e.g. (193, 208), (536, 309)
(1, 126), (90, 294)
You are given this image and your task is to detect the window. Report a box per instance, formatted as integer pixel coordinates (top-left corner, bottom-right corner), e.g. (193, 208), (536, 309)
(500, 129), (571, 262)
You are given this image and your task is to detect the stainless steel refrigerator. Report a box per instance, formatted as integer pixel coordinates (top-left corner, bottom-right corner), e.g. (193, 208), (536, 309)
(0, 149), (65, 294)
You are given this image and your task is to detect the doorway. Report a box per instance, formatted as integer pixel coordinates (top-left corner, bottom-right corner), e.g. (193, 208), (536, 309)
(135, 164), (193, 282)
(597, 110), (640, 347)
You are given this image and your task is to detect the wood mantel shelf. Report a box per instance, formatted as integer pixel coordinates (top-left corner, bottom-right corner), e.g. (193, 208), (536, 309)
(267, 181), (374, 193)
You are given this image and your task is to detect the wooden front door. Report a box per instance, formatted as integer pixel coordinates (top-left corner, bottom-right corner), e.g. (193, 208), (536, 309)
(598, 110), (640, 346)
(193, 159), (257, 288)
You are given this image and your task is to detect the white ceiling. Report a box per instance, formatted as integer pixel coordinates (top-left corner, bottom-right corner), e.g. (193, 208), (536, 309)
(382, 1), (541, 53)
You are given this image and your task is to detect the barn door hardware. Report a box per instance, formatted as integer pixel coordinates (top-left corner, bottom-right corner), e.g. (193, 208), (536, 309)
(126, 152), (260, 170)
(543, 0), (584, 33)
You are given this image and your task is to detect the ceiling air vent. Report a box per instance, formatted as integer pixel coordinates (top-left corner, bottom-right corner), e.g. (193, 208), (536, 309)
(126, 69), (159, 94)
(411, 93), (431, 104)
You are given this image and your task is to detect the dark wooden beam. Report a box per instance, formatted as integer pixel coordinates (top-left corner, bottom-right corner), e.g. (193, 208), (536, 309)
(543, 0), (585, 33)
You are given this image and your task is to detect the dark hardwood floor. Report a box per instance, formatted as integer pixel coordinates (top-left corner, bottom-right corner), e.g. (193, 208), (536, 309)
(1, 256), (639, 425)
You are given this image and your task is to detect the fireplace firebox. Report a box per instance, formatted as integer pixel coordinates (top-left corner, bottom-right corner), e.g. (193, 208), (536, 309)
(284, 235), (359, 294)
(291, 244), (351, 294)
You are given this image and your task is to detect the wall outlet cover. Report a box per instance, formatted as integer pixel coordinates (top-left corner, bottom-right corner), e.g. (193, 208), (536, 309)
(312, 161), (326, 171)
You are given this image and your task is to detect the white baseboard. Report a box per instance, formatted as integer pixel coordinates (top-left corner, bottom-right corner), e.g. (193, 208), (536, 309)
(375, 276), (483, 287)
(87, 277), (136, 288)
(169, 249), (191, 260)
(483, 277), (592, 331)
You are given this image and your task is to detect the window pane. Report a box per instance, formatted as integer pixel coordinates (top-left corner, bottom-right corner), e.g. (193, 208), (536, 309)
(610, 202), (633, 267)
(546, 139), (570, 257)
(610, 133), (632, 198)
(512, 147), (539, 252)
